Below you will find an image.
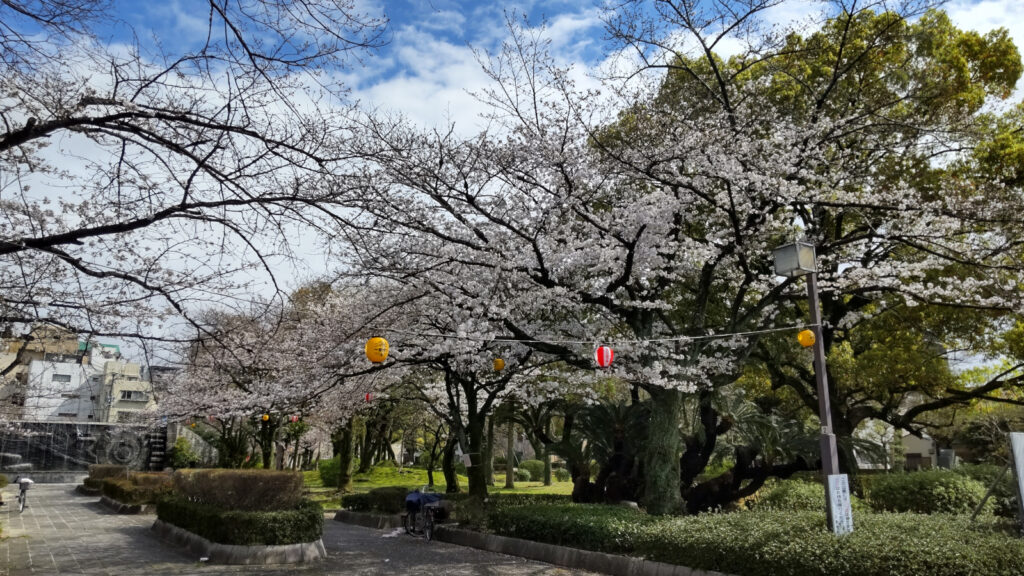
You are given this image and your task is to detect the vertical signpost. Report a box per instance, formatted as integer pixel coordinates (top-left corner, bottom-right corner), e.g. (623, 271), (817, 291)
(1009, 432), (1024, 533)
(774, 242), (852, 534)
(827, 474), (854, 535)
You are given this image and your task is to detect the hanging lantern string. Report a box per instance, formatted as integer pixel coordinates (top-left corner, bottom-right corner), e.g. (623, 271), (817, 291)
(370, 323), (820, 347)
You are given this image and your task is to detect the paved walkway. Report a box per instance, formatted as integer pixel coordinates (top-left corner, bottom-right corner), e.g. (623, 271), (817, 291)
(0, 484), (598, 576)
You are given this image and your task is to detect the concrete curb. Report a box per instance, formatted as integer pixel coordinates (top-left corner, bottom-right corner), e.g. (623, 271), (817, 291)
(333, 511), (735, 576)
(100, 495), (155, 514)
(151, 519), (327, 565)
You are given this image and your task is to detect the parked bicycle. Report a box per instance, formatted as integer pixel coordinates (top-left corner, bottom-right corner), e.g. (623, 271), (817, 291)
(403, 487), (445, 541)
(15, 476), (33, 513)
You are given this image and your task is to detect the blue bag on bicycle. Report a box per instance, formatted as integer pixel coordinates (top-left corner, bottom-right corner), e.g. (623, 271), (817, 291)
(405, 489), (442, 514)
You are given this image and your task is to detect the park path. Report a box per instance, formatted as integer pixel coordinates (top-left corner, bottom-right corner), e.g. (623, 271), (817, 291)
(0, 483), (597, 576)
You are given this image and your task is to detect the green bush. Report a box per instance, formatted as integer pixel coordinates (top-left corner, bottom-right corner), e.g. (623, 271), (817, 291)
(489, 504), (1024, 576)
(341, 485), (411, 514)
(487, 493), (573, 510)
(102, 474), (173, 505)
(83, 477), (104, 490)
(521, 459), (545, 480)
(866, 470), (989, 515)
(515, 468), (532, 482)
(172, 469), (303, 511)
(168, 436), (199, 469)
(488, 503), (652, 552)
(318, 457), (341, 488)
(157, 496), (323, 545)
(0, 474), (7, 489)
(88, 464), (128, 480)
(956, 463), (1017, 518)
(750, 479), (867, 512)
(554, 468), (571, 482)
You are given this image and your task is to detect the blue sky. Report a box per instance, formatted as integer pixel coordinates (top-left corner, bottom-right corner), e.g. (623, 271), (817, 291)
(97, 0), (1023, 132)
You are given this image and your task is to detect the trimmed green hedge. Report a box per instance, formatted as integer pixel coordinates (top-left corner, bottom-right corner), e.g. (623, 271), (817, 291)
(102, 473), (173, 505)
(157, 496), (323, 546)
(341, 486), (411, 513)
(489, 504), (1024, 576)
(750, 479), (867, 512)
(88, 464), (128, 480)
(83, 477), (104, 490)
(865, 470), (990, 515)
(173, 468), (303, 511)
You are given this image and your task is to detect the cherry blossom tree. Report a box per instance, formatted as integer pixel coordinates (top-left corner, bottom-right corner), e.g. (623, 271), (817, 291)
(0, 0), (386, 355)
(345, 1), (1024, 514)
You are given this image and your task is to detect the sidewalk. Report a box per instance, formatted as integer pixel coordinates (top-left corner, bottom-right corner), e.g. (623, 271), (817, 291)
(0, 483), (594, 575)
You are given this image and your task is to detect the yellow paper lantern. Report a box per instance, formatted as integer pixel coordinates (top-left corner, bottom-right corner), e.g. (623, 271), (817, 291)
(493, 358), (505, 371)
(261, 413), (270, 422)
(365, 337), (390, 364)
(797, 329), (816, 348)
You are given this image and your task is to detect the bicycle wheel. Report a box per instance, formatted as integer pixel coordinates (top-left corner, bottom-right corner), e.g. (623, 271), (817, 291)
(404, 512), (415, 535)
(423, 511), (434, 541)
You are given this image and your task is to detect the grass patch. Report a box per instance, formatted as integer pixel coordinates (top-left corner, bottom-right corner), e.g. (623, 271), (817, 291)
(305, 463), (573, 508)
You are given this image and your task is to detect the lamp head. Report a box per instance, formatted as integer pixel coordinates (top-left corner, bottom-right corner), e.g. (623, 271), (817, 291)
(773, 241), (817, 277)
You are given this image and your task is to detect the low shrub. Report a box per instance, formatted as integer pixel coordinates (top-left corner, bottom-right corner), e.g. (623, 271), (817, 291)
(88, 464), (128, 480)
(487, 493), (572, 509)
(866, 470), (989, 515)
(520, 459), (545, 480)
(168, 436), (199, 469)
(83, 477), (104, 490)
(318, 457), (341, 488)
(750, 479), (867, 512)
(0, 474), (7, 489)
(157, 496), (323, 546)
(488, 503), (653, 552)
(956, 463), (1017, 518)
(172, 469), (303, 511)
(489, 504), (1024, 576)
(514, 468), (532, 482)
(102, 474), (173, 505)
(341, 485), (411, 514)
(554, 468), (571, 482)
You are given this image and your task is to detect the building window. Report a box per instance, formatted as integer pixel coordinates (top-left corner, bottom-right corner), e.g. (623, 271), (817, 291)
(57, 412), (77, 417)
(61, 393), (80, 399)
(116, 411), (138, 423)
(119, 390), (149, 402)
(52, 374), (72, 383)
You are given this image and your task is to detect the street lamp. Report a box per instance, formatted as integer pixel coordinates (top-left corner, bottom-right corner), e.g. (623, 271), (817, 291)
(774, 241), (851, 534)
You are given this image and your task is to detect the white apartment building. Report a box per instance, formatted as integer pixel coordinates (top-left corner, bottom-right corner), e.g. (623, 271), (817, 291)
(21, 355), (100, 421)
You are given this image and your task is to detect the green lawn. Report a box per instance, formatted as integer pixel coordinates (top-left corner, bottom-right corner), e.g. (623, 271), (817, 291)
(303, 464), (573, 508)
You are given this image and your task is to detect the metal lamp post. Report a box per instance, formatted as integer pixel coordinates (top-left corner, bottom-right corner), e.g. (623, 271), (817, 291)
(773, 241), (851, 534)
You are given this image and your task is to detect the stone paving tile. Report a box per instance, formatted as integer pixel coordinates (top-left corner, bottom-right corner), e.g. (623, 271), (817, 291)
(0, 484), (595, 576)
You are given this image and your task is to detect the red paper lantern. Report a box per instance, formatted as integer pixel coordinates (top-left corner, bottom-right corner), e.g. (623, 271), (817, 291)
(290, 414), (299, 423)
(594, 345), (614, 368)
(364, 392), (373, 402)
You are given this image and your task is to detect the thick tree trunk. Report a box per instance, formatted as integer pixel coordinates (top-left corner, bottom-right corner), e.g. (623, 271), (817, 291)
(643, 387), (683, 514)
(337, 419), (355, 492)
(505, 417), (515, 489)
(357, 421), (375, 473)
(484, 415), (495, 486)
(441, 435), (460, 493)
(466, 415), (489, 499)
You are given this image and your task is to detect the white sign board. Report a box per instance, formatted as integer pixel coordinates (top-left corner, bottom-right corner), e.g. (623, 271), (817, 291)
(827, 474), (854, 535)
(1009, 433), (1024, 532)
